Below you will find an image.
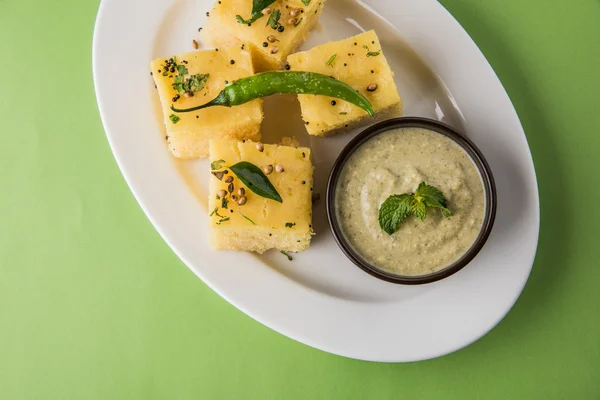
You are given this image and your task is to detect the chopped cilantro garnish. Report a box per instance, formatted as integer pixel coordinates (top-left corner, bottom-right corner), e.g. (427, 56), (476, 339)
(266, 9), (281, 29)
(172, 73), (209, 94)
(326, 53), (337, 66)
(177, 64), (189, 75)
(216, 217), (230, 225)
(280, 250), (293, 261)
(362, 45), (380, 57)
(236, 13), (263, 25)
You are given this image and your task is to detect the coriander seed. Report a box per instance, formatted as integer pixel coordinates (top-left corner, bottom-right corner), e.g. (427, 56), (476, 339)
(212, 171), (225, 180)
(237, 188), (246, 197)
(224, 176), (234, 183)
(275, 164), (284, 173)
(238, 196), (247, 206)
(367, 83), (378, 92)
(256, 143), (264, 152)
(217, 189), (227, 198)
(263, 165), (273, 175)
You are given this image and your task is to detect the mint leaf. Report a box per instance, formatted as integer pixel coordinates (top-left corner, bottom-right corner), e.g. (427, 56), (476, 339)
(411, 199), (427, 221)
(414, 182), (452, 217)
(210, 159), (226, 170)
(221, 197), (229, 209)
(302, 0), (311, 5)
(169, 114), (180, 124)
(266, 9), (281, 29)
(378, 194), (412, 235)
(285, 222), (296, 228)
(280, 250), (293, 261)
(379, 182), (452, 234)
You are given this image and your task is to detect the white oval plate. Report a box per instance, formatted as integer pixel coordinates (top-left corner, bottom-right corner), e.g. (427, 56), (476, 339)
(93, 0), (539, 362)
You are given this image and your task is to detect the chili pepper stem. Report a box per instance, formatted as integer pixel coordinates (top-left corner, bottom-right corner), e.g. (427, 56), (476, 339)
(170, 92), (228, 113)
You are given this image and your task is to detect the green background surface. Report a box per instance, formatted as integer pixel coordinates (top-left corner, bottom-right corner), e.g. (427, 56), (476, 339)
(1, 0), (599, 398)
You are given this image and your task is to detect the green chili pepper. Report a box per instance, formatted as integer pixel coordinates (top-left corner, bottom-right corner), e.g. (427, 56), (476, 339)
(170, 71), (374, 116)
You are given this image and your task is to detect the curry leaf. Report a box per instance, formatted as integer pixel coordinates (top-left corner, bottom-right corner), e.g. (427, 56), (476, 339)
(230, 161), (282, 203)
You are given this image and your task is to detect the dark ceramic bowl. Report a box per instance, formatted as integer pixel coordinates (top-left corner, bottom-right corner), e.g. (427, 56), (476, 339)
(326, 117), (497, 285)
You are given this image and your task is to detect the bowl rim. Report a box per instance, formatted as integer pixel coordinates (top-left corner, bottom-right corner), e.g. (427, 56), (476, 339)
(326, 117), (497, 285)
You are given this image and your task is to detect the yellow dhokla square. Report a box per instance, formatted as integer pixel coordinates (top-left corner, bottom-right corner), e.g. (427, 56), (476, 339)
(204, 0), (327, 71)
(208, 139), (313, 253)
(151, 46), (263, 159)
(287, 30), (402, 136)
